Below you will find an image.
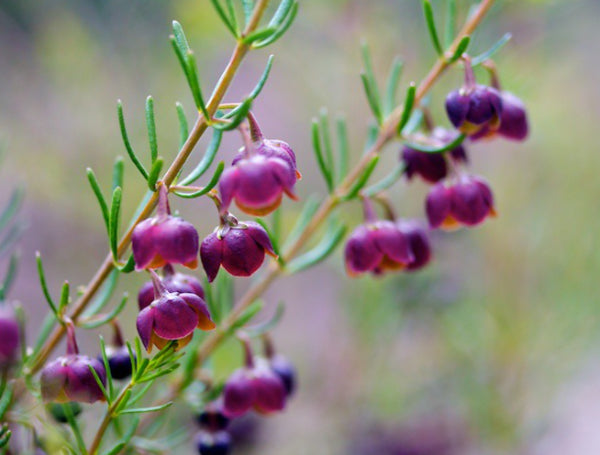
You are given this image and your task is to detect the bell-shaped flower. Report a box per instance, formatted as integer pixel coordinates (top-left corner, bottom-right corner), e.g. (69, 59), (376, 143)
(219, 114), (300, 216)
(132, 186), (199, 271)
(136, 272), (215, 353)
(397, 220), (432, 271)
(138, 265), (204, 310)
(426, 176), (496, 229)
(446, 84), (503, 136)
(200, 219), (276, 283)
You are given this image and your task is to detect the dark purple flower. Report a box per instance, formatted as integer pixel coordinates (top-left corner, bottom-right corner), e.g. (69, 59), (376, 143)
(0, 305), (20, 367)
(498, 92), (529, 141)
(132, 215), (199, 271)
(269, 355), (296, 397)
(136, 291), (215, 353)
(195, 431), (231, 455)
(426, 176), (496, 229)
(102, 345), (133, 380)
(222, 362), (287, 418)
(344, 220), (414, 276)
(138, 267), (204, 310)
(197, 402), (230, 432)
(219, 115), (300, 216)
(200, 221), (276, 282)
(396, 220), (432, 271)
(431, 127), (468, 163)
(402, 147), (448, 184)
(445, 85), (503, 136)
(41, 355), (107, 404)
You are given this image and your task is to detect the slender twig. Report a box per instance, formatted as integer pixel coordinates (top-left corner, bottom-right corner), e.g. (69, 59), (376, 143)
(88, 383), (134, 454)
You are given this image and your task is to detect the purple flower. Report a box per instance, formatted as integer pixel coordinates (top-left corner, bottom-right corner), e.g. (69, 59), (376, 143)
(219, 115), (300, 216)
(102, 345), (133, 380)
(269, 355), (296, 397)
(222, 362), (287, 418)
(196, 402), (230, 432)
(0, 305), (20, 367)
(195, 431), (231, 455)
(41, 355), (107, 404)
(344, 220), (414, 276)
(132, 215), (199, 271)
(445, 85), (503, 136)
(200, 221), (276, 282)
(497, 92), (529, 141)
(426, 176), (496, 229)
(138, 267), (204, 310)
(396, 220), (432, 271)
(136, 291), (215, 353)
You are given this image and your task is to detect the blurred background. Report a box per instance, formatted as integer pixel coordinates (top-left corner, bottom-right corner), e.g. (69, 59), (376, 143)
(1, 0), (599, 453)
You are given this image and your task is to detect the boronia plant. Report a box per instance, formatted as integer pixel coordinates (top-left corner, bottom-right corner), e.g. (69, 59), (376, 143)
(0, 0), (529, 453)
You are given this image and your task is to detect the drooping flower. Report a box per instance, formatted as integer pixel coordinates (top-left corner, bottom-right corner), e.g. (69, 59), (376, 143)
(132, 185), (199, 271)
(196, 402), (230, 432)
(41, 324), (107, 404)
(219, 114), (300, 216)
(136, 271), (215, 353)
(396, 220), (432, 271)
(0, 304), (20, 368)
(195, 431), (232, 455)
(138, 265), (204, 310)
(426, 176), (496, 229)
(200, 218), (276, 283)
(98, 321), (134, 380)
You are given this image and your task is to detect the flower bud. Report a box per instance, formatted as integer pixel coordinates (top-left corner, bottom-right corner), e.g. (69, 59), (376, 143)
(136, 290), (215, 353)
(344, 220), (414, 276)
(396, 220), (432, 271)
(269, 355), (296, 397)
(138, 268), (204, 310)
(222, 362), (287, 418)
(132, 215), (199, 271)
(445, 85), (503, 136)
(0, 305), (20, 368)
(196, 402), (230, 432)
(195, 431), (231, 455)
(41, 355), (107, 404)
(200, 221), (276, 282)
(426, 176), (496, 229)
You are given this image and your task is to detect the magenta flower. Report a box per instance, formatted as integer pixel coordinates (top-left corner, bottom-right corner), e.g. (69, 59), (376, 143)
(41, 324), (106, 404)
(0, 305), (20, 368)
(426, 176), (496, 229)
(397, 220), (432, 271)
(200, 220), (276, 282)
(497, 92), (529, 141)
(138, 265), (204, 310)
(344, 220), (414, 276)
(446, 85), (503, 136)
(219, 114), (300, 216)
(132, 186), (199, 271)
(136, 272), (215, 352)
(222, 363), (287, 418)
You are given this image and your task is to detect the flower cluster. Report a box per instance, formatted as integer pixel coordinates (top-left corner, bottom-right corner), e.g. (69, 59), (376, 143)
(345, 57), (528, 277)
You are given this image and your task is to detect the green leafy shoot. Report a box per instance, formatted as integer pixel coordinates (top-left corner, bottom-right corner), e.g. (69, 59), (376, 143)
(86, 168), (110, 232)
(147, 157), (164, 191)
(112, 156), (124, 191)
(253, 1), (299, 48)
(448, 35), (471, 63)
(175, 102), (189, 149)
(311, 120), (334, 192)
(145, 96), (159, 163)
(471, 33), (512, 66)
(397, 83), (417, 135)
(342, 156), (380, 201)
(384, 57), (404, 116)
(180, 129), (223, 186)
(174, 161), (225, 198)
(423, 0), (443, 56)
(36, 252), (58, 318)
(109, 187), (122, 261)
(117, 101), (149, 180)
(209, 0), (239, 38)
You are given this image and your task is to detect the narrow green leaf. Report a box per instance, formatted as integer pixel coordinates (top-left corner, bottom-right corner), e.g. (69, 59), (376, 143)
(364, 123), (380, 152)
(0, 252), (19, 300)
(253, 2), (298, 48)
(86, 168), (109, 232)
(103, 417), (139, 455)
(58, 281), (70, 313)
(268, 0), (294, 27)
(109, 187), (122, 260)
(0, 187), (23, 232)
(360, 42), (382, 118)
(0, 383), (13, 420)
(403, 133), (466, 154)
(174, 161), (225, 199)
(319, 109), (335, 184)
(145, 96), (158, 163)
(175, 102), (189, 149)
(423, 0), (443, 56)
(471, 33), (513, 66)
(117, 101), (149, 180)
(117, 254), (135, 273)
(222, 56), (273, 119)
(311, 120), (334, 192)
(83, 269), (119, 318)
(361, 73), (383, 125)
(61, 402), (88, 455)
(225, 0), (239, 35)
(335, 116), (350, 182)
(87, 364), (110, 403)
(213, 98), (252, 131)
(185, 51), (210, 120)
(78, 293), (128, 330)
(286, 222), (347, 273)
(242, 0), (254, 24)
(172, 20), (191, 54)
(228, 300), (264, 333)
(384, 57), (404, 115)
(99, 336), (115, 400)
(448, 35), (470, 63)
(244, 302), (285, 337)
(180, 129), (222, 186)
(129, 382), (153, 408)
(444, 0), (457, 48)
(242, 26), (277, 45)
(31, 312), (58, 356)
(209, 0), (238, 37)
(342, 156), (380, 201)
(283, 194), (320, 250)
(112, 156), (124, 191)
(114, 389), (132, 414)
(362, 163), (406, 197)
(147, 157), (164, 191)
(397, 83), (417, 135)
(36, 252), (58, 317)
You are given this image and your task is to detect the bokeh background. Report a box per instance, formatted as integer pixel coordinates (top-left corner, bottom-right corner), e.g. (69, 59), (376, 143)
(1, 0), (599, 454)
